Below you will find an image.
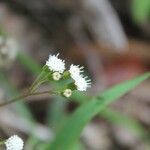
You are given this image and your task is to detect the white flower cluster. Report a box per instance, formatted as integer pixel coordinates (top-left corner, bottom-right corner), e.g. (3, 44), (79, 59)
(46, 53), (91, 97)
(5, 135), (24, 150)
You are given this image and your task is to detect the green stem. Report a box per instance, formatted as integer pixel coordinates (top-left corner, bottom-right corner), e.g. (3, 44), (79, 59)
(29, 71), (45, 93)
(0, 66), (54, 107)
(29, 79), (47, 93)
(29, 72), (50, 93)
(0, 90), (56, 107)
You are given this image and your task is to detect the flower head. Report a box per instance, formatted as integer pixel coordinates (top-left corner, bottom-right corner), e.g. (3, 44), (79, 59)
(74, 75), (91, 91)
(69, 64), (84, 79)
(63, 89), (72, 98)
(52, 72), (62, 81)
(0, 36), (18, 68)
(5, 135), (24, 150)
(46, 53), (65, 73)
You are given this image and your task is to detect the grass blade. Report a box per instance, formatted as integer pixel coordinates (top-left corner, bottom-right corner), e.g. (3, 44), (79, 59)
(47, 73), (150, 150)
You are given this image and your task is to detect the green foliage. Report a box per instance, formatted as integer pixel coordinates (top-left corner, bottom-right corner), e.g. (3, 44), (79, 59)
(47, 73), (150, 150)
(16, 52), (150, 149)
(72, 89), (149, 141)
(132, 0), (150, 23)
(46, 96), (67, 132)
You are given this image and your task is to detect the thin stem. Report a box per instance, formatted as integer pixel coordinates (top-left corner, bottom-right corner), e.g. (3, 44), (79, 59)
(29, 74), (49, 93)
(0, 90), (56, 107)
(29, 78), (48, 93)
(29, 74), (43, 93)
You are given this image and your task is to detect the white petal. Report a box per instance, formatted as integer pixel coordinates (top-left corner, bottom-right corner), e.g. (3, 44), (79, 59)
(46, 53), (65, 73)
(69, 64), (84, 79)
(74, 75), (91, 91)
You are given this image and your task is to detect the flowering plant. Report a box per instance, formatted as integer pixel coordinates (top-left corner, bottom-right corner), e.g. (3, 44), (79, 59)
(0, 53), (91, 109)
(0, 48), (149, 150)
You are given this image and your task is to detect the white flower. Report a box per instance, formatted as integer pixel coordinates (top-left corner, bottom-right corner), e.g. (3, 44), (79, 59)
(69, 64), (91, 91)
(52, 72), (62, 81)
(5, 135), (24, 150)
(0, 37), (18, 68)
(69, 64), (84, 79)
(46, 53), (65, 73)
(63, 89), (72, 98)
(74, 75), (91, 91)
(5, 38), (18, 59)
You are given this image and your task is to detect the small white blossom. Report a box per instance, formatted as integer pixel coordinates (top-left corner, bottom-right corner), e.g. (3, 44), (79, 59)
(63, 89), (72, 98)
(52, 72), (62, 81)
(69, 64), (84, 79)
(74, 75), (91, 91)
(5, 135), (24, 150)
(46, 53), (65, 73)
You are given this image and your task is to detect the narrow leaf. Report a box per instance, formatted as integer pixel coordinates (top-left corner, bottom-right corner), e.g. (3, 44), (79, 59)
(47, 73), (150, 150)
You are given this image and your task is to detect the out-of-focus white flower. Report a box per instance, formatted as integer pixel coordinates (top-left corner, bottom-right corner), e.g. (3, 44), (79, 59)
(5, 38), (18, 59)
(74, 75), (91, 91)
(0, 36), (18, 68)
(63, 89), (72, 98)
(52, 72), (62, 81)
(5, 135), (24, 150)
(46, 53), (65, 73)
(69, 64), (84, 79)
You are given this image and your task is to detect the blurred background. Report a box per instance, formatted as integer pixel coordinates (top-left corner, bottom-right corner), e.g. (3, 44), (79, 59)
(0, 0), (150, 149)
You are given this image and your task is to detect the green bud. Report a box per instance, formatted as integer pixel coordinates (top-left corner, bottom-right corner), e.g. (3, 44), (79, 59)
(62, 71), (70, 79)
(52, 72), (62, 81)
(62, 89), (72, 98)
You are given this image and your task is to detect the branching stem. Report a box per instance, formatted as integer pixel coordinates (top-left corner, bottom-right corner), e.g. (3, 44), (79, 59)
(0, 90), (56, 107)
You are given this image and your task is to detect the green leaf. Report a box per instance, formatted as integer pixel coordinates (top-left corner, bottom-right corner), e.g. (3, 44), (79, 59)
(71, 142), (85, 150)
(72, 91), (149, 141)
(132, 0), (150, 23)
(46, 96), (67, 132)
(71, 87), (150, 142)
(47, 73), (150, 150)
